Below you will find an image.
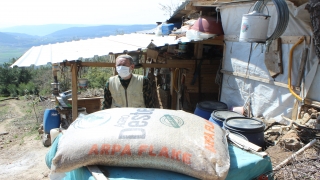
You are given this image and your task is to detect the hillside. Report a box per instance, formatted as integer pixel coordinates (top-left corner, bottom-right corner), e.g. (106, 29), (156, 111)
(46, 24), (156, 39)
(0, 24), (156, 64)
(0, 24), (88, 36)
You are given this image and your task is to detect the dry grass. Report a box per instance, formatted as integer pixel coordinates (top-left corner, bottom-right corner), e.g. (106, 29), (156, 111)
(0, 96), (55, 148)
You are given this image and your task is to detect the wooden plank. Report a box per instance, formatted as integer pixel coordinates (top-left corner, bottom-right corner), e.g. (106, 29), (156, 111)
(195, 43), (203, 59)
(192, 0), (255, 6)
(142, 63), (194, 68)
(71, 64), (78, 121)
(224, 35), (311, 44)
(60, 62), (115, 67)
(304, 98), (320, 109)
(147, 49), (159, 60)
(87, 165), (108, 180)
(171, 70), (177, 110)
(201, 36), (224, 45)
(228, 133), (262, 152)
(221, 70), (288, 88)
(281, 36), (311, 45)
(264, 38), (283, 78)
(294, 48), (308, 91)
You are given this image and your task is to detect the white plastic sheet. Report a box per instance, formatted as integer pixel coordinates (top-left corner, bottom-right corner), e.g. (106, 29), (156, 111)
(219, 2), (319, 121)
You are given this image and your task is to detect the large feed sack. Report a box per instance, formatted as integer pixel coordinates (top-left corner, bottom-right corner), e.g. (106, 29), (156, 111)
(51, 108), (230, 180)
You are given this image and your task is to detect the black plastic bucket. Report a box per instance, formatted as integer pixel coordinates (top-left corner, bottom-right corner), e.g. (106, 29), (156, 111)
(209, 110), (244, 127)
(223, 117), (265, 148)
(194, 101), (228, 120)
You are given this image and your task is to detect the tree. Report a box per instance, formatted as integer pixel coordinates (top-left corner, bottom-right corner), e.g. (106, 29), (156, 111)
(159, 0), (181, 18)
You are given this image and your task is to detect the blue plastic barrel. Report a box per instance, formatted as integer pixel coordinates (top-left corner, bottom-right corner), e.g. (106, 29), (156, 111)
(161, 24), (174, 35)
(43, 109), (61, 134)
(209, 110), (244, 127)
(223, 117), (265, 148)
(194, 101), (228, 120)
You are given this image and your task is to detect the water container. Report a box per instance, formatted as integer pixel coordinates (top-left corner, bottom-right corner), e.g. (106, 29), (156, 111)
(209, 110), (244, 127)
(161, 23), (174, 35)
(223, 117), (265, 148)
(194, 101), (228, 120)
(78, 78), (88, 89)
(43, 109), (61, 134)
(239, 11), (271, 43)
(50, 128), (60, 144)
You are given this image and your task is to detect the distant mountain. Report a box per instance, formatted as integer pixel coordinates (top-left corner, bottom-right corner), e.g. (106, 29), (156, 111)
(0, 24), (157, 64)
(0, 32), (19, 43)
(45, 24), (156, 40)
(0, 24), (89, 36)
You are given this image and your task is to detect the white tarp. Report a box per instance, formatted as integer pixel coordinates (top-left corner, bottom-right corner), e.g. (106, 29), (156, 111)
(10, 34), (181, 67)
(219, 1), (319, 121)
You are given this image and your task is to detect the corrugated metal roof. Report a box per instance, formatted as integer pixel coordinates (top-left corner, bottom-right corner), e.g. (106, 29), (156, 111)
(10, 33), (209, 67)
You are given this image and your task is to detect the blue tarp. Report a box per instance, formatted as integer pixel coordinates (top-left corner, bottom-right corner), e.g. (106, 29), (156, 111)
(46, 134), (273, 180)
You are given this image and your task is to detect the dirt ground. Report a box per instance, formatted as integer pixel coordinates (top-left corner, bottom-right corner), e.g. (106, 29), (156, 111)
(0, 99), (51, 180)
(0, 98), (319, 180)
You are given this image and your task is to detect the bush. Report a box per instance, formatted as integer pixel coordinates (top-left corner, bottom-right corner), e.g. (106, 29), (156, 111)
(17, 82), (37, 96)
(7, 84), (18, 97)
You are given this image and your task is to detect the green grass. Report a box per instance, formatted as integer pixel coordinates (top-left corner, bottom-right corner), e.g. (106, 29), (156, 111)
(0, 45), (29, 64)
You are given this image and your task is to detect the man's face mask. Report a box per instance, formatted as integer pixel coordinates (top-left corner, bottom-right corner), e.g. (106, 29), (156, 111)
(116, 66), (131, 78)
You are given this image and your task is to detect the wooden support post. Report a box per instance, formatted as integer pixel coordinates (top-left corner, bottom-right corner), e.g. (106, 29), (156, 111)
(195, 43), (203, 60)
(71, 64), (78, 121)
(195, 43), (203, 101)
(170, 69), (177, 110)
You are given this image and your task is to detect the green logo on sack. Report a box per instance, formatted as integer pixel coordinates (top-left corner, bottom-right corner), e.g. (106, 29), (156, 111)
(160, 114), (184, 128)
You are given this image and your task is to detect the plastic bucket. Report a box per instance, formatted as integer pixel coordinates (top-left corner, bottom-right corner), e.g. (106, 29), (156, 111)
(78, 78), (88, 88)
(239, 11), (270, 43)
(161, 23), (174, 35)
(194, 101), (228, 120)
(209, 110), (244, 127)
(43, 109), (61, 134)
(223, 117), (265, 148)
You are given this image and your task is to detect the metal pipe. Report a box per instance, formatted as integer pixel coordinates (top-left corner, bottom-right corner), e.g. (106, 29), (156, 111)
(288, 37), (304, 101)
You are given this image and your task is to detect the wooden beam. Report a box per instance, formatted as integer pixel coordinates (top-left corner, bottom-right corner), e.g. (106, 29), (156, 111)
(304, 98), (320, 109)
(142, 63), (194, 68)
(221, 70), (288, 88)
(294, 48), (308, 91)
(195, 43), (203, 59)
(60, 62), (115, 67)
(192, 0), (255, 6)
(224, 35), (311, 45)
(71, 64), (78, 121)
(201, 35), (225, 45)
(170, 70), (177, 110)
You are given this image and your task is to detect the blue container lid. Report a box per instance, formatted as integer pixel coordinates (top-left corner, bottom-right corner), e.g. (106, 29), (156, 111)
(224, 117), (265, 133)
(211, 110), (244, 121)
(196, 101), (228, 112)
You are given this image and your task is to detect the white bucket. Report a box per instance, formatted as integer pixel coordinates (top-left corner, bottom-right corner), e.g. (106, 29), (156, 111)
(239, 11), (270, 43)
(50, 128), (60, 144)
(78, 78), (88, 88)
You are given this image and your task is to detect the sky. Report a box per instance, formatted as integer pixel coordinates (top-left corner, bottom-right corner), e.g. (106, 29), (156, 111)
(0, 0), (182, 28)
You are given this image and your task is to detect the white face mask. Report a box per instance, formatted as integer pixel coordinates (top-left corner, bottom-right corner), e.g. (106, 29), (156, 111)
(116, 66), (132, 78)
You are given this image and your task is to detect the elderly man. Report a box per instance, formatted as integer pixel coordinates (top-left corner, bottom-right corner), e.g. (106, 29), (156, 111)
(102, 54), (154, 109)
